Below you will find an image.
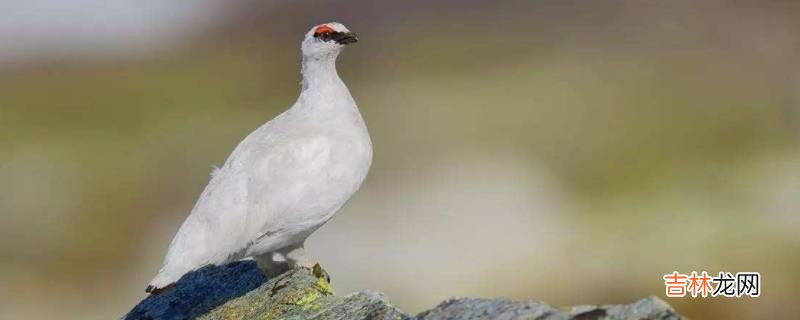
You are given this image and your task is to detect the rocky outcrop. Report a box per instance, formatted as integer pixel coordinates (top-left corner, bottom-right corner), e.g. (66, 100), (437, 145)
(125, 261), (684, 320)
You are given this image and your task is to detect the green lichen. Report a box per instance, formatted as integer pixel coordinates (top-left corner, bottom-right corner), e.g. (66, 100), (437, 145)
(316, 276), (334, 295)
(295, 290), (322, 309)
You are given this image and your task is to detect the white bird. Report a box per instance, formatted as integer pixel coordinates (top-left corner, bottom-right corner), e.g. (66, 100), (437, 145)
(146, 22), (371, 294)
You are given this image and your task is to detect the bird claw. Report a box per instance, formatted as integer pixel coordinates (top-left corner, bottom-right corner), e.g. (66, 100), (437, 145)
(311, 263), (331, 283)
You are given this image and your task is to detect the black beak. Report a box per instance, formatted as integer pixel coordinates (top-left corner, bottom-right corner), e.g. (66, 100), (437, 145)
(314, 31), (359, 45)
(332, 32), (358, 45)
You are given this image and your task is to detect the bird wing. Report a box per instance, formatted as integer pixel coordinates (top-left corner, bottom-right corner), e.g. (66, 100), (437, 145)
(239, 132), (336, 254)
(150, 120), (342, 289)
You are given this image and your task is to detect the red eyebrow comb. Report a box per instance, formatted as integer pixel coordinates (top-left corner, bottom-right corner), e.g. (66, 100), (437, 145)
(314, 25), (335, 34)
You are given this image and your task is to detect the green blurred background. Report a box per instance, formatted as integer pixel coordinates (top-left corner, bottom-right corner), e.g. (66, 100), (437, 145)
(1, 1), (798, 319)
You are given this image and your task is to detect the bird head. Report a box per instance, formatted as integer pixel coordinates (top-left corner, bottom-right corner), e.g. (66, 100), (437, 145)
(301, 22), (358, 59)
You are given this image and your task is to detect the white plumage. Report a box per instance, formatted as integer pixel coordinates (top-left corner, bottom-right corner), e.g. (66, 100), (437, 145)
(147, 22), (371, 293)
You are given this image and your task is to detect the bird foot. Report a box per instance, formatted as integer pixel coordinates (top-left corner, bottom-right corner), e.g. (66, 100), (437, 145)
(310, 263), (331, 283)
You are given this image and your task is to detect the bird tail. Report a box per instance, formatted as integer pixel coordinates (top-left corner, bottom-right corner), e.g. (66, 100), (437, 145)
(146, 268), (178, 295)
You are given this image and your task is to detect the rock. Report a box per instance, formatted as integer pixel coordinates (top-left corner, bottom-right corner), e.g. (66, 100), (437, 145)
(125, 261), (684, 320)
(197, 267), (407, 320)
(125, 261), (269, 320)
(417, 297), (684, 320)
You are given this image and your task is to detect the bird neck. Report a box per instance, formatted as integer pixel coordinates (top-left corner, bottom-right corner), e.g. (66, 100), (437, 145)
(295, 54), (356, 115)
(300, 55), (342, 92)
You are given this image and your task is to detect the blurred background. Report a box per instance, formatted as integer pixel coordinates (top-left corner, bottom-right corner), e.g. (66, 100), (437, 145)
(1, 0), (799, 319)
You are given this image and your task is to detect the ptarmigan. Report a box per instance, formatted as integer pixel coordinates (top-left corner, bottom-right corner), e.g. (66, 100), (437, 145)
(146, 22), (371, 294)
